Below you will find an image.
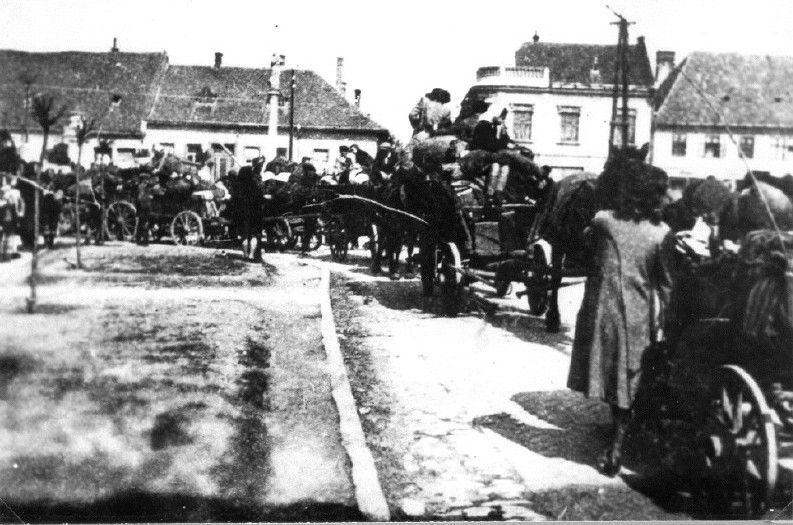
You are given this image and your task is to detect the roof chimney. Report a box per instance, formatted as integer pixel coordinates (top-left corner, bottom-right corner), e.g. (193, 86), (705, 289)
(532, 31), (539, 43)
(655, 50), (675, 88)
(111, 37), (118, 53)
(214, 52), (223, 69)
(336, 57), (346, 96)
(354, 89), (361, 108)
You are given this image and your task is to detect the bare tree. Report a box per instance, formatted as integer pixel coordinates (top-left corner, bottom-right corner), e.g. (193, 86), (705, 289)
(26, 93), (67, 313)
(17, 71), (37, 143)
(73, 118), (95, 269)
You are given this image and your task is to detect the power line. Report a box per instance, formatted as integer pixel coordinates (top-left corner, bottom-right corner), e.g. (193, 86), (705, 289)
(677, 66), (786, 248)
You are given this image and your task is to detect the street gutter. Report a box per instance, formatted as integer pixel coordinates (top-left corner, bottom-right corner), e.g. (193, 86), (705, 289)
(318, 264), (391, 521)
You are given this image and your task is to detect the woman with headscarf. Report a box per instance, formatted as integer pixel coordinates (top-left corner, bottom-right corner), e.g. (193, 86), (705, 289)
(567, 160), (673, 477)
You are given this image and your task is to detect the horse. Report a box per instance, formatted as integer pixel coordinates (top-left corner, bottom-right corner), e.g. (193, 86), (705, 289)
(540, 144), (654, 332)
(720, 180), (793, 241)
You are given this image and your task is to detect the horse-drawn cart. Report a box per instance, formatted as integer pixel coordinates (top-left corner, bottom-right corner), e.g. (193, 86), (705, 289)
(660, 230), (793, 517)
(304, 194), (428, 263)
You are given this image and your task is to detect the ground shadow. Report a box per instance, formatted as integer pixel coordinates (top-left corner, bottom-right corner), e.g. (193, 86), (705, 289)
(484, 308), (574, 354)
(474, 389), (768, 519)
(0, 492), (364, 523)
(11, 303), (86, 315)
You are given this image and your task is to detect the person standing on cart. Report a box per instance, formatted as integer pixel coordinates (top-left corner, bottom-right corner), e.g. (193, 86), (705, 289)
(566, 161), (673, 477)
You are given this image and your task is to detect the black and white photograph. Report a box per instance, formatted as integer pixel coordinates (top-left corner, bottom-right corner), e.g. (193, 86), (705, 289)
(0, 0), (791, 521)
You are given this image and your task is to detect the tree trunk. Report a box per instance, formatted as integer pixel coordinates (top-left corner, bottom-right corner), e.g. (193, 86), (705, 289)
(27, 128), (48, 313)
(75, 143), (83, 268)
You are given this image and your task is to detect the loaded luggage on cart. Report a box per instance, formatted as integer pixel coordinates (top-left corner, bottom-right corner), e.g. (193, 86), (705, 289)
(652, 228), (793, 517)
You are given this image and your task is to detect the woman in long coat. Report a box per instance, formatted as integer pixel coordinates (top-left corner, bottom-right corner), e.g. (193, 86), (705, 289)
(567, 162), (673, 476)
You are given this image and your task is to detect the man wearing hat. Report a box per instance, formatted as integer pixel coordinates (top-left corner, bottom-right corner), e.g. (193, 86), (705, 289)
(409, 88), (452, 136)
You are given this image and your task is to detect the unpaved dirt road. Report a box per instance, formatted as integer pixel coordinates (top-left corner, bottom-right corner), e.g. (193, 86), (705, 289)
(0, 243), (359, 522)
(320, 247), (790, 521)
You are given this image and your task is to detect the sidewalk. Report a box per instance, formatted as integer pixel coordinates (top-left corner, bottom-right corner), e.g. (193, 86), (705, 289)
(330, 272), (689, 521)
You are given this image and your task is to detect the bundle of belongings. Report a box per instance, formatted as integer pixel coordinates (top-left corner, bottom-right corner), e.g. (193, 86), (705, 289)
(669, 227), (793, 380)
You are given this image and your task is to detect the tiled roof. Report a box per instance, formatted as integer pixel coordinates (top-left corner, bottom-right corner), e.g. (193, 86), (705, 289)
(514, 39), (654, 86)
(148, 65), (385, 131)
(655, 52), (793, 128)
(0, 50), (386, 136)
(0, 49), (167, 136)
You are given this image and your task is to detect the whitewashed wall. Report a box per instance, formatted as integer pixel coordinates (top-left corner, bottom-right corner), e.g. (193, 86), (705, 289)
(11, 128), (380, 176)
(653, 130), (793, 181)
(485, 91), (653, 177)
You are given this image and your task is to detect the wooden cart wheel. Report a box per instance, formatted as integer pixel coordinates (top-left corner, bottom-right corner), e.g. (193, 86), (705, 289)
(269, 217), (294, 251)
(526, 245), (552, 316)
(701, 365), (778, 517)
(170, 210), (204, 246)
(494, 260), (515, 297)
(105, 201), (137, 242)
(438, 241), (464, 316)
(58, 204), (75, 236)
(328, 218), (348, 262)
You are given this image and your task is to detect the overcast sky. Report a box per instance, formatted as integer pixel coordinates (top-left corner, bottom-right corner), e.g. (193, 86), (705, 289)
(2, 0), (792, 140)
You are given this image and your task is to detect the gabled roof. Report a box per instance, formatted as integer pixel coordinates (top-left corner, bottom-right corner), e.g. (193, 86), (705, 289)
(655, 51), (793, 128)
(0, 49), (167, 136)
(514, 39), (654, 87)
(147, 65), (386, 131)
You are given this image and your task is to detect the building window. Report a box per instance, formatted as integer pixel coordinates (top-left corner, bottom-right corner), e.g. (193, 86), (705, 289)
(672, 133), (687, 157)
(610, 108), (636, 146)
(116, 148), (135, 163)
(703, 135), (721, 158)
(313, 148), (329, 163)
(558, 106), (580, 143)
(739, 136), (755, 159)
(773, 136), (789, 160)
(510, 104), (533, 141)
(186, 144), (203, 163)
(244, 146), (261, 163)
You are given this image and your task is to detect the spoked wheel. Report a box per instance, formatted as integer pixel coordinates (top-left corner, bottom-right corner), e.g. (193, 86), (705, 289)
(170, 210), (204, 246)
(526, 245), (552, 316)
(437, 242), (464, 316)
(58, 205), (76, 236)
(105, 201), (137, 242)
(268, 217), (294, 251)
(700, 365), (778, 517)
(328, 218), (348, 262)
(494, 260), (515, 297)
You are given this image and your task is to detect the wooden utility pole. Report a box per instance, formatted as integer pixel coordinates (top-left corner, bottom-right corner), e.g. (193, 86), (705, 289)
(608, 10), (634, 151)
(288, 69), (296, 161)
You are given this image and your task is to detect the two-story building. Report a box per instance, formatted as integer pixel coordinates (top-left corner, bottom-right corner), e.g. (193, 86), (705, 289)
(462, 33), (655, 177)
(652, 51), (793, 183)
(0, 44), (388, 177)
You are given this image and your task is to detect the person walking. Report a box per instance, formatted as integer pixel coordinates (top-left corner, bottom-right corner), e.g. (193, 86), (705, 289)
(567, 162), (673, 477)
(135, 173), (154, 246)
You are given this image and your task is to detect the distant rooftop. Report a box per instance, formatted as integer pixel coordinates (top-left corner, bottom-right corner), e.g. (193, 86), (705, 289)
(655, 51), (793, 128)
(514, 35), (654, 87)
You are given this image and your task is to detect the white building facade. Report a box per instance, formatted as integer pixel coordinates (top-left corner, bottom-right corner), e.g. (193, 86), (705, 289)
(463, 35), (656, 177)
(652, 51), (793, 183)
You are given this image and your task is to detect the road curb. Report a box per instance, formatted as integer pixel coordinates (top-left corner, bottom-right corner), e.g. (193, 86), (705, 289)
(319, 265), (391, 521)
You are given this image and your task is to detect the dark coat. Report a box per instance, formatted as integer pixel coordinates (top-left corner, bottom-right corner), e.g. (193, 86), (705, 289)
(568, 210), (672, 409)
